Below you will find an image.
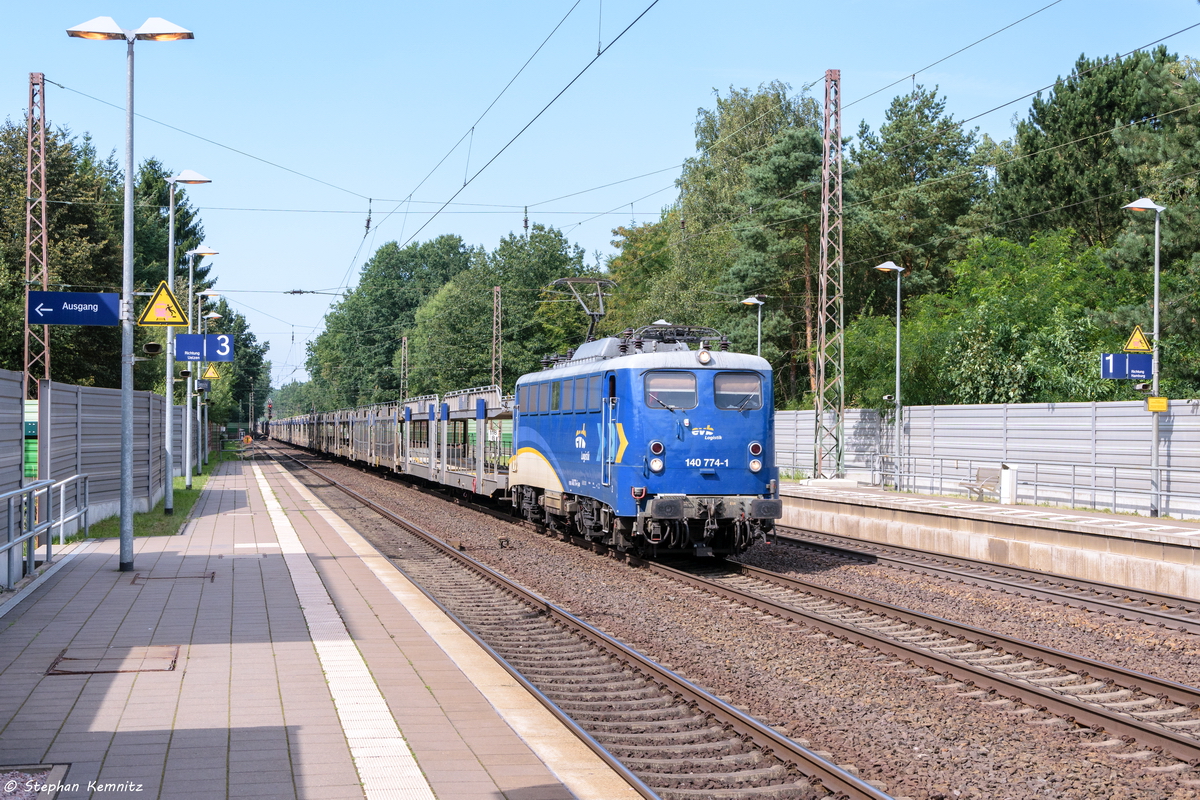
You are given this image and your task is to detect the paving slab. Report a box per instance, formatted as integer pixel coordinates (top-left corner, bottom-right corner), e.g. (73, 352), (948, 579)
(0, 459), (641, 800)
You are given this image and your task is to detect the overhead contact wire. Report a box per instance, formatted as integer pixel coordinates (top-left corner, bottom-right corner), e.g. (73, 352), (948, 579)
(46, 78), (370, 200)
(400, 0), (663, 247)
(373, 0), (584, 235)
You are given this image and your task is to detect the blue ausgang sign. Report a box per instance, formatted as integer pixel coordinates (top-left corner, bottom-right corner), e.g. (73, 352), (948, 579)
(1101, 353), (1153, 380)
(28, 291), (119, 326)
(174, 333), (235, 362)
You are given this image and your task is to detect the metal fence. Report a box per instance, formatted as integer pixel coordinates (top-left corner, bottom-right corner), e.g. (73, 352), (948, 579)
(37, 379), (172, 528)
(0, 368), (23, 547)
(777, 400), (1200, 519)
(2, 479), (55, 590)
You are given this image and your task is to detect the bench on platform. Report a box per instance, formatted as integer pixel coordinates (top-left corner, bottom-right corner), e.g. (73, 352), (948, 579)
(959, 467), (1001, 500)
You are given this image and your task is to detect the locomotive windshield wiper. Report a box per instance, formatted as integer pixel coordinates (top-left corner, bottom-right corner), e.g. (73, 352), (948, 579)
(734, 394), (757, 411)
(648, 392), (678, 413)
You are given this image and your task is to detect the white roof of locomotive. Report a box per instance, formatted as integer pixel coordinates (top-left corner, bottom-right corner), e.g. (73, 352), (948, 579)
(515, 338), (770, 384)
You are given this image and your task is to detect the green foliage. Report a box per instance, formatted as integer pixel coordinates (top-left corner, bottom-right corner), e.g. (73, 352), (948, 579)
(726, 126), (824, 405)
(847, 233), (1163, 408)
(684, 81), (820, 232)
(604, 212), (677, 331)
(0, 122), (234, 395)
(847, 85), (987, 301)
(404, 225), (589, 396)
(626, 82), (821, 332)
(0, 123), (122, 384)
(272, 379), (336, 418)
(993, 47), (1178, 248)
(306, 235), (473, 407)
(275, 50), (1200, 412)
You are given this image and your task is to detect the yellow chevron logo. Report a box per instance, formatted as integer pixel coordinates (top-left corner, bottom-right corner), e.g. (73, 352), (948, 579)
(615, 423), (628, 463)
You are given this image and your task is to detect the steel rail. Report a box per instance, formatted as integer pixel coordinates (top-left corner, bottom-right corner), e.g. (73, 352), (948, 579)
(773, 526), (1200, 635)
(260, 444), (891, 800)
(263, 442), (1200, 767)
(644, 558), (1200, 765)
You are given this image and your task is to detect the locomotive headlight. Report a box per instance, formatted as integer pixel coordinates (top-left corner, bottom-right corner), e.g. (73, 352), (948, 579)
(649, 457), (665, 473)
(649, 440), (665, 455)
(749, 458), (763, 473)
(696, 349), (713, 365)
(748, 441), (763, 456)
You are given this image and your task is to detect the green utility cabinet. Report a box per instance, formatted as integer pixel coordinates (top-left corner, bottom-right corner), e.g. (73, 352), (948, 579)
(23, 400), (37, 479)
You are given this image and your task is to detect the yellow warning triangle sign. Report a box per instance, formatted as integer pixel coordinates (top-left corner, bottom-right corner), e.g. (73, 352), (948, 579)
(1123, 324), (1153, 353)
(137, 281), (188, 327)
(202, 364), (220, 379)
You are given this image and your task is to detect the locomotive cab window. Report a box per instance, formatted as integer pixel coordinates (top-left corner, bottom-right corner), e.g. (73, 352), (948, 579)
(644, 371), (697, 410)
(518, 385), (529, 413)
(714, 372), (762, 410)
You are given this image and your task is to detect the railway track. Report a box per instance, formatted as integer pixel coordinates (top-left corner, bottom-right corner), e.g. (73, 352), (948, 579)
(772, 527), (1200, 635)
(260, 445), (892, 800)
(647, 558), (1200, 768)
(261, 442), (1200, 783)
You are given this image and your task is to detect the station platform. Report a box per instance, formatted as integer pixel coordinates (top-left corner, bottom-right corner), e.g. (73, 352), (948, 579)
(780, 482), (1200, 598)
(0, 460), (639, 800)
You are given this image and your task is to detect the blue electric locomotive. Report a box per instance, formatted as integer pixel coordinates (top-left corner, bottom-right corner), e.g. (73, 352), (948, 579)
(509, 324), (782, 556)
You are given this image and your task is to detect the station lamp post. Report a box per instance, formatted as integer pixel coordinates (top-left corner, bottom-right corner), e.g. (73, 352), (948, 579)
(184, 246), (217, 490)
(1122, 197), (1167, 516)
(68, 16), (193, 571)
(875, 261), (905, 491)
(741, 296), (764, 357)
(164, 170), (210, 515)
(200, 307), (222, 472)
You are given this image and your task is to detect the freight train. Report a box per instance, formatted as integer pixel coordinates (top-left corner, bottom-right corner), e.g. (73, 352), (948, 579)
(272, 323), (782, 556)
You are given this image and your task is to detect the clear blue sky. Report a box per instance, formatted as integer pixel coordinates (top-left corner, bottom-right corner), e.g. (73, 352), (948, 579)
(3, 1), (1198, 387)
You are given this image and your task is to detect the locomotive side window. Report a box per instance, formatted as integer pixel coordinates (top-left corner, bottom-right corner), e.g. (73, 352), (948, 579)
(645, 371), (697, 410)
(562, 379), (574, 411)
(518, 385), (529, 413)
(551, 381), (562, 411)
(714, 372), (762, 410)
(574, 377), (587, 412)
(587, 376), (601, 410)
(538, 382), (550, 414)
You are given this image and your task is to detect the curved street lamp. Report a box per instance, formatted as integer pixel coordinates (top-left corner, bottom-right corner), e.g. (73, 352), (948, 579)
(183, 246), (218, 490)
(741, 296), (764, 357)
(164, 170), (210, 515)
(875, 261), (905, 491)
(1122, 197), (1166, 516)
(68, 16), (193, 571)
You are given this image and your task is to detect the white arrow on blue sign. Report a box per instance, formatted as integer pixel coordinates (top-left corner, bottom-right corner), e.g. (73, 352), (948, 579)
(174, 333), (235, 362)
(1101, 353), (1152, 380)
(28, 291), (119, 326)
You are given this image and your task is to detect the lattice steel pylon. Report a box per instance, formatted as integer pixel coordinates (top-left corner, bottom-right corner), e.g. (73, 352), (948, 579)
(24, 73), (50, 401)
(814, 69), (845, 479)
(491, 286), (502, 389)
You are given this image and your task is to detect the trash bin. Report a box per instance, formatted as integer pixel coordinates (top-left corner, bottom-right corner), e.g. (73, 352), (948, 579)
(1000, 463), (1019, 505)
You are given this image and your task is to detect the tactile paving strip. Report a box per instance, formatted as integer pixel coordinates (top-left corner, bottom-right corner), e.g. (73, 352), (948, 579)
(252, 464), (436, 800)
